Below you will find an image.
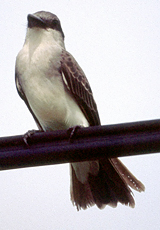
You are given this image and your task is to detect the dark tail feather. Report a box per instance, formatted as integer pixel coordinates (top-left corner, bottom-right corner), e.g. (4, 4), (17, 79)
(70, 158), (145, 210)
(110, 158), (145, 192)
(70, 164), (94, 210)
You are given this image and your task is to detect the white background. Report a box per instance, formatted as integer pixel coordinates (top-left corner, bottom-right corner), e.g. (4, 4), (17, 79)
(0, 1), (160, 229)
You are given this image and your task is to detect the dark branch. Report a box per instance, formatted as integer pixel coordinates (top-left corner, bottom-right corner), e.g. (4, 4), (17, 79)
(0, 119), (160, 170)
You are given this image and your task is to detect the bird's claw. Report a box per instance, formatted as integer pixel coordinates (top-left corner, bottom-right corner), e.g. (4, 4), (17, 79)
(23, 129), (41, 146)
(67, 126), (81, 143)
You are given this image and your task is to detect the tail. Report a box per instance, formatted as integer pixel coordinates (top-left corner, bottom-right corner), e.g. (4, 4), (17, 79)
(70, 158), (145, 210)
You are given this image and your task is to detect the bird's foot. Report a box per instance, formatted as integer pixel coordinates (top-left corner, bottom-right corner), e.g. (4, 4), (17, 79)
(23, 129), (42, 146)
(67, 126), (81, 143)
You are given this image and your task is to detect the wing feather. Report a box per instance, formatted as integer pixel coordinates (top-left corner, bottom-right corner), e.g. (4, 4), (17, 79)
(61, 50), (100, 126)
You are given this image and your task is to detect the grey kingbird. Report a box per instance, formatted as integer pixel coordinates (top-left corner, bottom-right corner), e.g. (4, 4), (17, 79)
(15, 11), (144, 210)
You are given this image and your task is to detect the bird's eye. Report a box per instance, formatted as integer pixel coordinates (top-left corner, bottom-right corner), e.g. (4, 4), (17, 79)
(52, 19), (59, 26)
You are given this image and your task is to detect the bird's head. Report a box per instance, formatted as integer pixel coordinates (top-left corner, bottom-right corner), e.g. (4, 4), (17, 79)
(26, 11), (65, 47)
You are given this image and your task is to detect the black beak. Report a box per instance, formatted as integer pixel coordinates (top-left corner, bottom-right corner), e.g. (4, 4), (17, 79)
(27, 14), (46, 28)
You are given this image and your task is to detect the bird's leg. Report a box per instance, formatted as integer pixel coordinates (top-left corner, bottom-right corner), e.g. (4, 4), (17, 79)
(67, 126), (81, 143)
(23, 129), (42, 146)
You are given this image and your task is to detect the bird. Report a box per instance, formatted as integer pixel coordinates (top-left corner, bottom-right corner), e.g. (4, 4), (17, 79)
(15, 11), (145, 210)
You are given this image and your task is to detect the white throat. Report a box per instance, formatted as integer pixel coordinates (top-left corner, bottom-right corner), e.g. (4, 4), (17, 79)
(25, 27), (65, 54)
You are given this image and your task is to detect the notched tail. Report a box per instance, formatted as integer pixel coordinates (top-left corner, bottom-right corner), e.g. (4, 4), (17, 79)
(70, 158), (144, 211)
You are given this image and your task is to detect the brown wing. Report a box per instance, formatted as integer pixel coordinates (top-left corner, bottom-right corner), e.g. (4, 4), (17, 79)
(15, 71), (43, 130)
(61, 50), (101, 126)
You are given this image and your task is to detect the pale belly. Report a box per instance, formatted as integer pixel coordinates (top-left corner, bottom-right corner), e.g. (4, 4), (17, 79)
(24, 73), (89, 131)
